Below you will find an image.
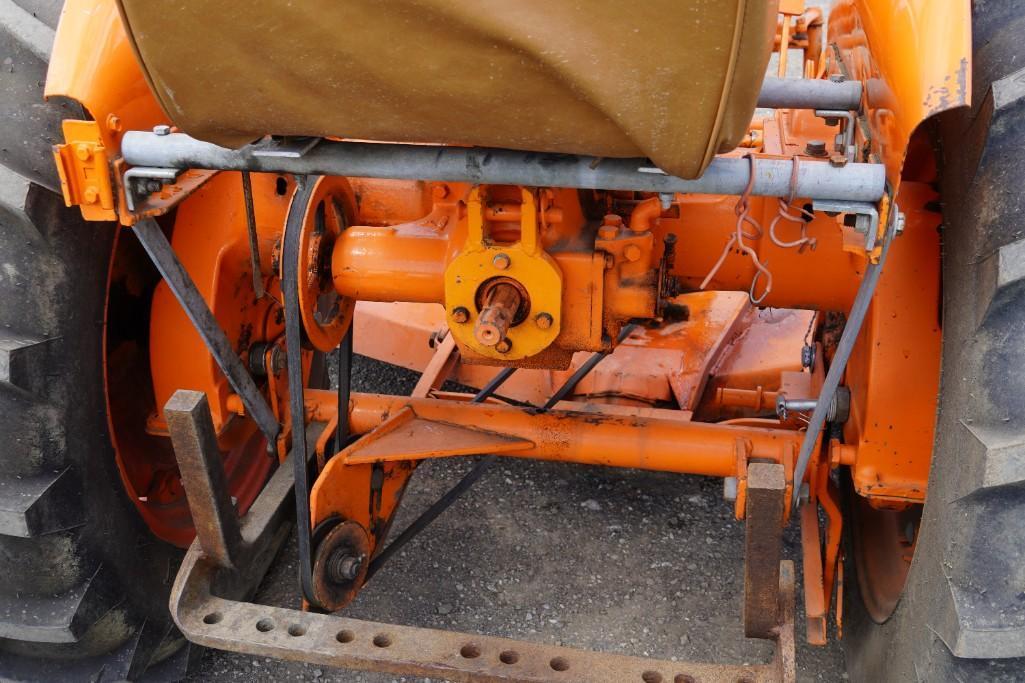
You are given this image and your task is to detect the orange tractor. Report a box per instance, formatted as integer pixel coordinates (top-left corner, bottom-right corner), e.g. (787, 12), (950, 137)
(0, 0), (1020, 680)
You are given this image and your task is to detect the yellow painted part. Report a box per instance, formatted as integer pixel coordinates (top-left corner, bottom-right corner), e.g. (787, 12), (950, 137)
(444, 188), (562, 361)
(52, 120), (117, 221)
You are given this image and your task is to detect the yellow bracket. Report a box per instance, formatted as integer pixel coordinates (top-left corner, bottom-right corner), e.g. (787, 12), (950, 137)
(444, 187), (562, 361)
(52, 119), (116, 221)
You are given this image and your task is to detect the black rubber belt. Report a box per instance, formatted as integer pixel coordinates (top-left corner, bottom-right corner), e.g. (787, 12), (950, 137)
(281, 175), (320, 605)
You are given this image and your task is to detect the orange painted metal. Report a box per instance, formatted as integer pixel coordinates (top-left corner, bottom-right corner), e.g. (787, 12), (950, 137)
(45, 0), (957, 589)
(842, 181), (941, 503)
(340, 407), (535, 465)
(45, 0), (164, 165)
(52, 120), (117, 221)
(308, 328), (460, 560)
(306, 390), (803, 480)
(829, 0), (971, 183)
(799, 501), (827, 645)
(352, 292), (811, 416)
(107, 171), (309, 546)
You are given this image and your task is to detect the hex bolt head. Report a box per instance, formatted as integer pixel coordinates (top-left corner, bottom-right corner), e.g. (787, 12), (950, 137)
(495, 338), (512, 353)
(492, 253), (511, 270)
(451, 307), (470, 324)
(534, 312), (554, 330)
(153, 124), (172, 136)
(624, 244), (642, 262)
(805, 140), (828, 157)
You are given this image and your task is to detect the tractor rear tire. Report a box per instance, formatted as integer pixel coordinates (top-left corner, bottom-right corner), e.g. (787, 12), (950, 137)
(844, 2), (1025, 680)
(0, 1), (195, 679)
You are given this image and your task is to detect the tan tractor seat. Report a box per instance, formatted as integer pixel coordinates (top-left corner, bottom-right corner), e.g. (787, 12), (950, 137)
(117, 1), (778, 179)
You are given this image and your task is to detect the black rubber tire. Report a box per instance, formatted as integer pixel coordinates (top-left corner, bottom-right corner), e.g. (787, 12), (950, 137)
(0, 2), (197, 680)
(844, 2), (1025, 680)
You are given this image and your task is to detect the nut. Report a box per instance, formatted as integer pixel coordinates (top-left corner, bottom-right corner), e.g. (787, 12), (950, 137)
(534, 312), (553, 330)
(492, 253), (511, 270)
(495, 338), (512, 353)
(624, 244), (642, 262)
(153, 124), (172, 136)
(829, 153), (848, 168)
(328, 551), (364, 583)
(451, 307), (470, 324)
(804, 140), (828, 158)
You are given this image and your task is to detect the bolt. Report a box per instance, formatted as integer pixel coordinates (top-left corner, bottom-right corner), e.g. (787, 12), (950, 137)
(495, 338), (512, 353)
(801, 344), (816, 370)
(804, 140), (828, 158)
(893, 210), (906, 236)
(451, 307), (470, 324)
(82, 187), (98, 204)
(598, 214), (622, 240)
(534, 312), (553, 330)
(106, 114), (123, 133)
(723, 477), (738, 503)
(431, 184), (449, 200)
(658, 192), (674, 210)
(624, 244), (642, 262)
(327, 551), (364, 583)
(829, 73), (847, 83)
(75, 144), (92, 161)
(146, 179), (163, 194)
(492, 253), (511, 270)
(824, 116), (840, 126)
(153, 124), (172, 136)
(829, 153), (848, 168)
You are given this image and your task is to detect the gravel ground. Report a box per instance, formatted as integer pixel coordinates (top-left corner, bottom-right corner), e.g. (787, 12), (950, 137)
(191, 355), (845, 682)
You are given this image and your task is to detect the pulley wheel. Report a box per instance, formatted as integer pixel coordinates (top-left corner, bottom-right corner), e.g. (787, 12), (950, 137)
(311, 519), (371, 611)
(282, 176), (356, 352)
